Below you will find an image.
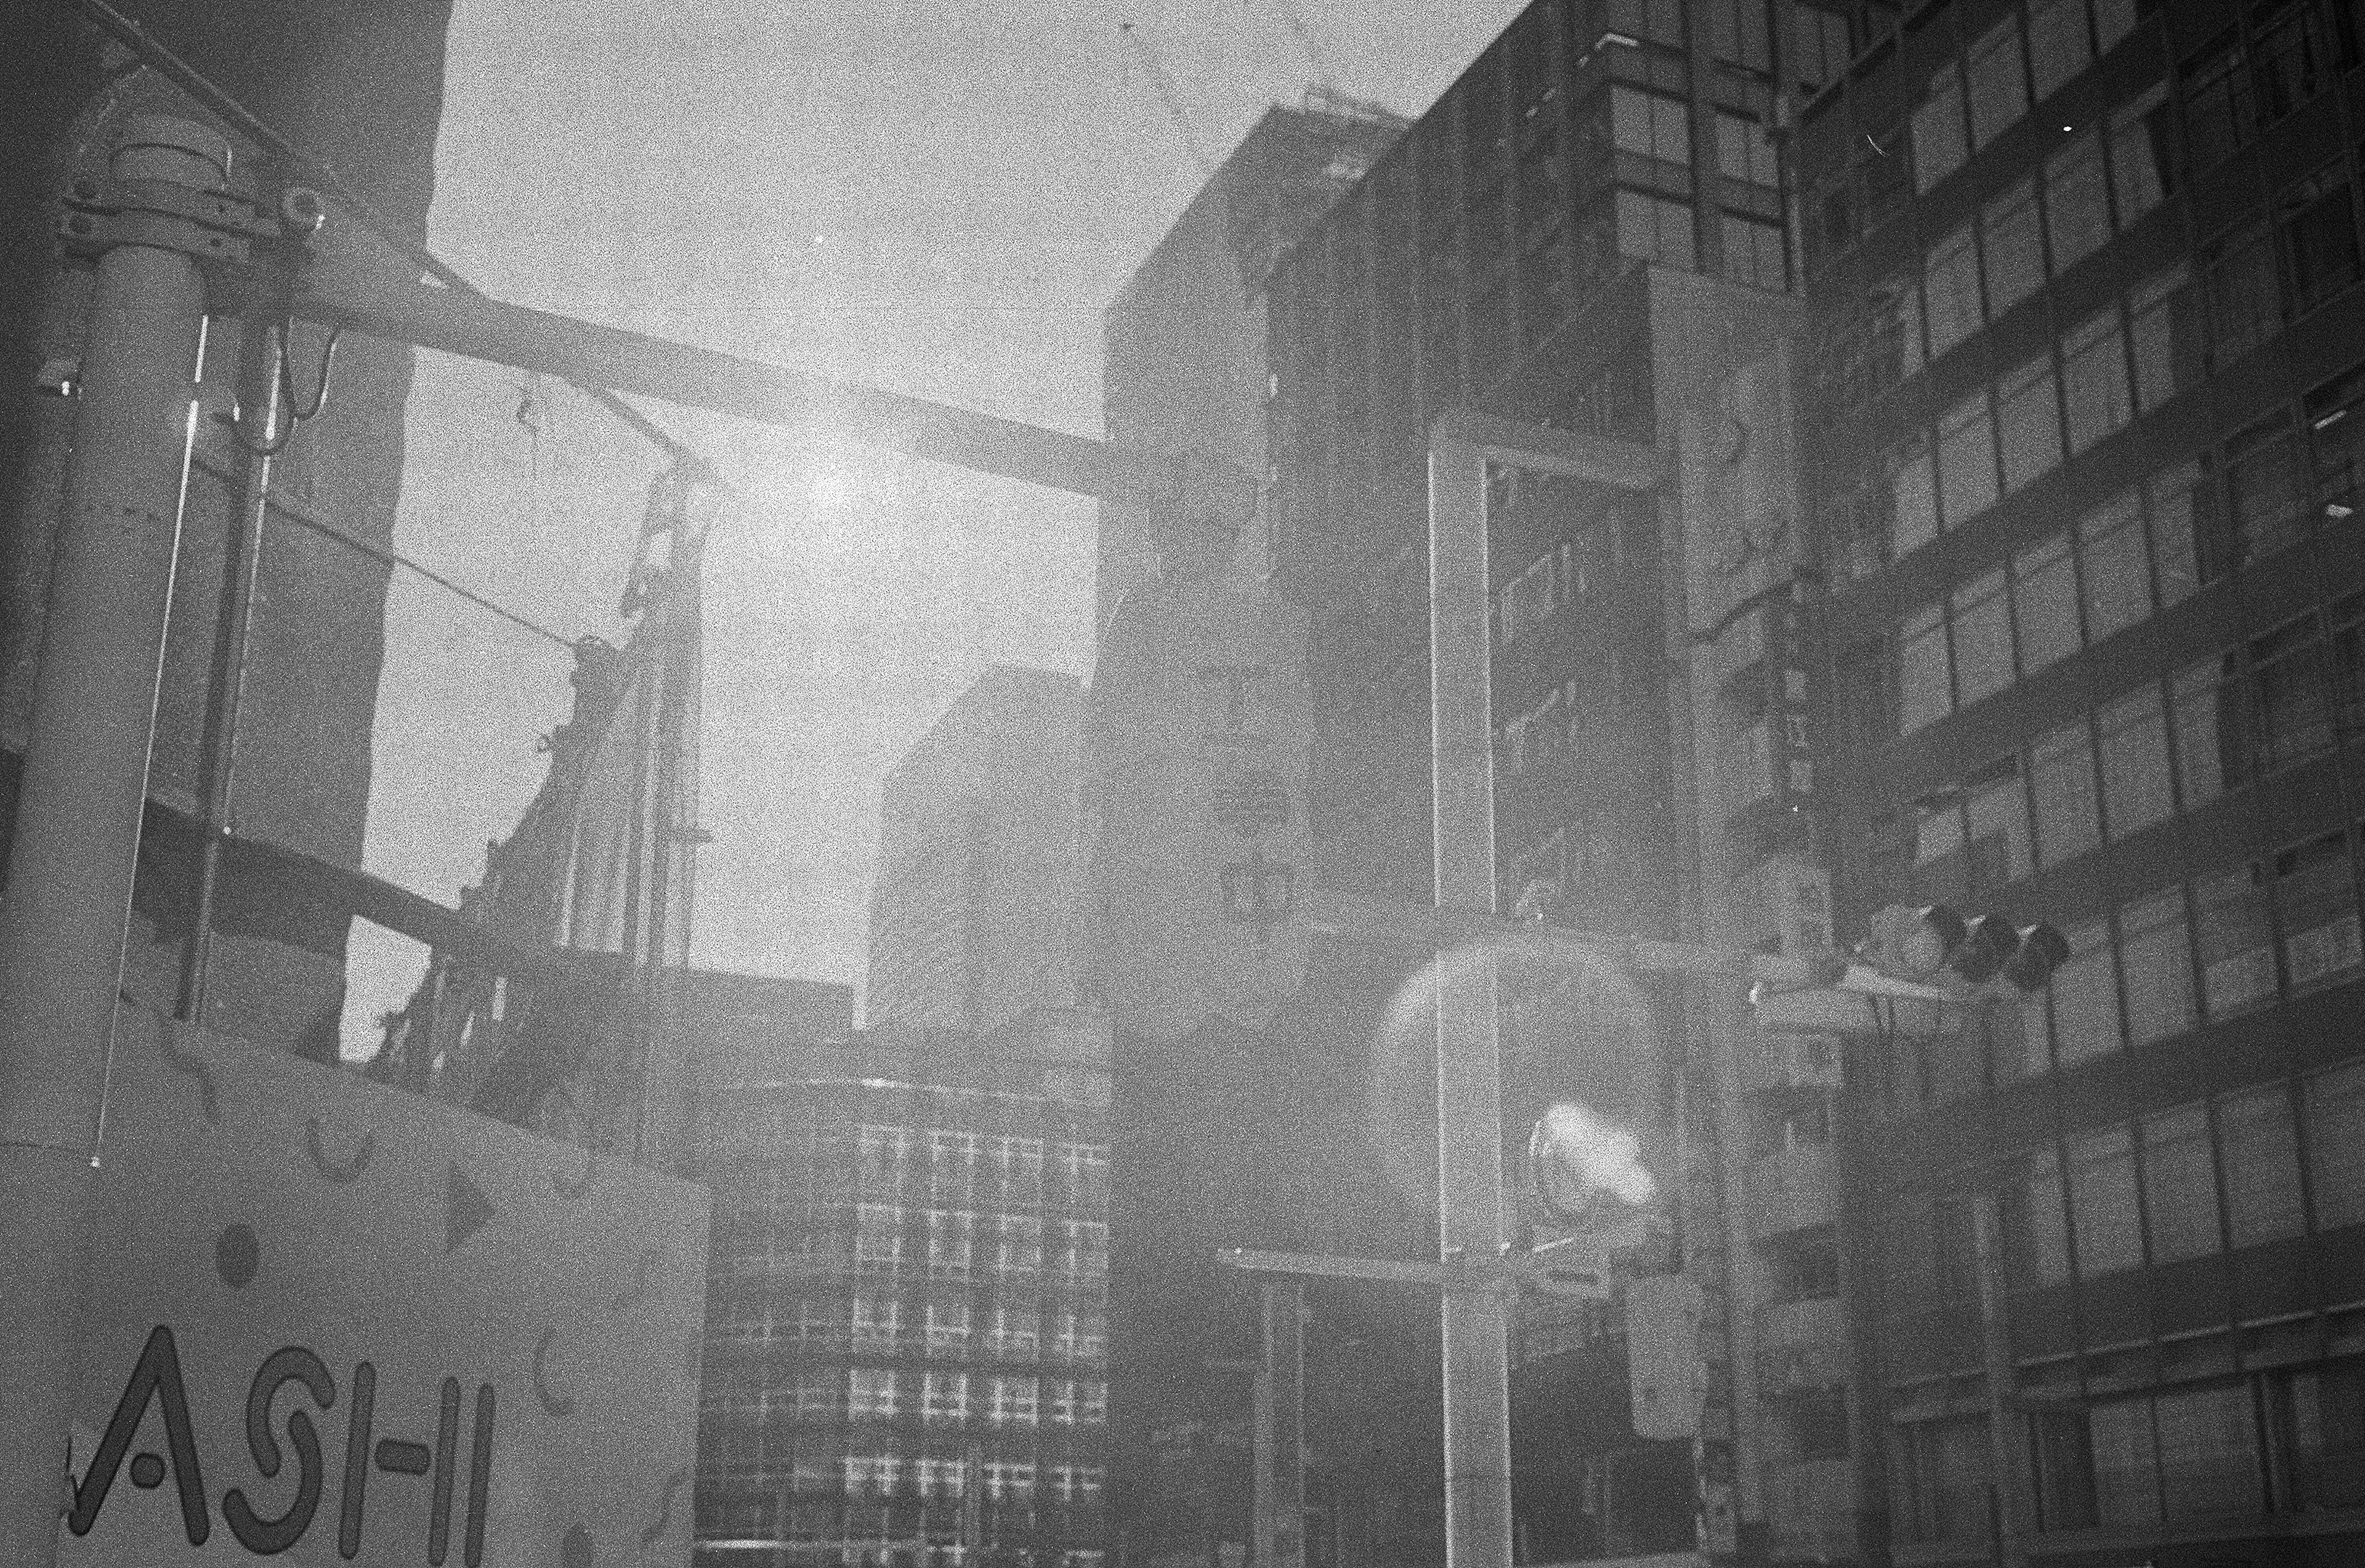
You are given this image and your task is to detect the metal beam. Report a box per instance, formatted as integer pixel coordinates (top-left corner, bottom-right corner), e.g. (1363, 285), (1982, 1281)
(1428, 409), (1666, 493)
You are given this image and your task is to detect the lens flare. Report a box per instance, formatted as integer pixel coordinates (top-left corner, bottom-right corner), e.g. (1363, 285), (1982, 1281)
(1530, 1099), (1656, 1214)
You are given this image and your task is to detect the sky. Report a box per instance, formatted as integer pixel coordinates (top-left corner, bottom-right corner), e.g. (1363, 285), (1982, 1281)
(340, 0), (1529, 1051)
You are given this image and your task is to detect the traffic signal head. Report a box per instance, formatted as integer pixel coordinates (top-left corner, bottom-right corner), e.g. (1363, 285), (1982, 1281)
(1861, 904), (2068, 993)
(1862, 903), (1963, 980)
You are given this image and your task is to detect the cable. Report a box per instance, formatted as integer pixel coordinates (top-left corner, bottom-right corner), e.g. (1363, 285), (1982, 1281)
(230, 318), (343, 457)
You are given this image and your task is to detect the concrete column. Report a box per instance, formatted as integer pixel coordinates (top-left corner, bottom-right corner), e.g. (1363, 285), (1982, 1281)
(0, 113), (222, 1567)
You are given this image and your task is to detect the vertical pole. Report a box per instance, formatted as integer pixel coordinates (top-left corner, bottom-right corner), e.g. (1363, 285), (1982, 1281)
(1426, 430), (1513, 1568)
(1259, 1280), (1306, 1568)
(1969, 1195), (2028, 1568)
(0, 113), (224, 1568)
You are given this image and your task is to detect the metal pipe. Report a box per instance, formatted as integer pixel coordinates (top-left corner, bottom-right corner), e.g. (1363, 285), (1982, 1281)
(1426, 430), (1513, 1568)
(0, 112), (222, 1568)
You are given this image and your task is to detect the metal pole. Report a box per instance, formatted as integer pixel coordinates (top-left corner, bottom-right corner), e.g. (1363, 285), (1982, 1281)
(0, 113), (222, 1567)
(1427, 430), (1513, 1568)
(1259, 1280), (1306, 1568)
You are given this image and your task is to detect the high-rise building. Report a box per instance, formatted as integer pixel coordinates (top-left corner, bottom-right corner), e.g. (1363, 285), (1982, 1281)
(2, 1), (454, 1056)
(868, 665), (1085, 1037)
(685, 977), (1113, 1568)
(1795, 0), (2365, 1562)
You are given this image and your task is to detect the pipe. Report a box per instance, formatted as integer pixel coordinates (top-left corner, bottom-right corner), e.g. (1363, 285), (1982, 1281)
(0, 113), (222, 1568)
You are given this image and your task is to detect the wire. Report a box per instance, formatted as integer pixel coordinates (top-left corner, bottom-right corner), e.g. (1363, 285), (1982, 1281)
(230, 318), (344, 457)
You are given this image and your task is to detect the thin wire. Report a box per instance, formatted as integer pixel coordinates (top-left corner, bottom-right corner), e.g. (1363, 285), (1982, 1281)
(230, 318), (342, 458)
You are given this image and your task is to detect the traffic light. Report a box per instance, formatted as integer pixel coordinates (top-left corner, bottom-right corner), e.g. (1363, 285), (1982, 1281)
(1859, 903), (2068, 992)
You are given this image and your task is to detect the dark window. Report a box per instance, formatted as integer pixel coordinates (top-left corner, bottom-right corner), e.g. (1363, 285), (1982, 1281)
(2030, 0), (2095, 100)
(2013, 532), (2080, 672)
(1790, 5), (1851, 91)
(2067, 1125), (2142, 1275)
(2050, 916), (2120, 1066)
(1913, 67), (1968, 193)
(2170, 654), (2236, 807)
(1720, 212), (1787, 290)
(2196, 863), (2276, 1016)
(2217, 1084), (2304, 1247)
(2224, 416), (2306, 564)
(2045, 131), (2112, 272)
(2141, 1104), (2221, 1262)
(2127, 267), (2202, 414)
(1703, 0), (1773, 70)
(2252, 0), (2331, 125)
(2307, 1061), (2365, 1229)
(2032, 722), (2102, 867)
(2279, 161), (2361, 317)
(2007, 1146), (2071, 1286)
(2098, 687), (2175, 839)
(1983, 179), (2046, 317)
(1998, 355), (2064, 491)
(2063, 307), (2133, 453)
(2306, 363), (2365, 518)
(2273, 830), (2361, 988)
(2108, 83), (2178, 223)
(2077, 491), (2149, 644)
(2204, 219), (2283, 366)
(2282, 1358), (2365, 1509)
(2118, 887), (2194, 1044)
(2180, 31), (2252, 171)
(1967, 15), (2031, 150)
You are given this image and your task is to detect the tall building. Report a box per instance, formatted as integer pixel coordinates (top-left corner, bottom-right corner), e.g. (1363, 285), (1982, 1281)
(1, 1), (453, 1056)
(868, 665), (1085, 1037)
(685, 977), (1113, 1568)
(1794, 0), (2365, 1562)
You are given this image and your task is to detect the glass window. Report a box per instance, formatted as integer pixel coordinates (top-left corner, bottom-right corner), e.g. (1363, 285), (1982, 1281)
(1615, 188), (1697, 269)
(1923, 224), (1983, 359)
(1611, 86), (1693, 164)
(1997, 355), (2063, 491)
(2279, 161), (2363, 317)
(2127, 267), (2201, 415)
(2285, 1359), (2365, 1510)
(2171, 656), (2233, 808)
(1890, 437), (1939, 557)
(1704, 0), (1773, 68)
(2029, 0), (2095, 102)
(2153, 1382), (2262, 1519)
(1901, 605), (1950, 734)
(849, 1367), (901, 1418)
(2251, 610), (2332, 770)
(1790, 4), (1851, 89)
(1914, 67), (1969, 193)
(2218, 1084), (2305, 1247)
(2013, 533), (2080, 674)
(2063, 309), (2133, 454)
(1872, 273), (1926, 385)
(2090, 1395), (2161, 1526)
(2032, 721), (2102, 867)
(2274, 831), (2361, 989)
(1950, 568), (2013, 707)
(1938, 390), (1999, 527)
(2307, 1061), (2365, 1231)
(1965, 761), (2032, 891)
(2010, 1146), (2072, 1285)
(2077, 491), (2149, 644)
(2044, 131), (2112, 273)
(2205, 220), (2284, 367)
(2050, 916), (2122, 1067)
(2181, 34), (2251, 172)
(1984, 180), (2047, 318)
(1967, 15), (2029, 150)
(2067, 1125), (2142, 1275)
(2098, 685), (2174, 839)
(1721, 213), (1788, 291)
(2093, 0), (2135, 51)
(2147, 462), (2202, 605)
(2108, 83), (2176, 224)
(2140, 1105), (2221, 1263)
(1714, 111), (1779, 187)
(2252, 0), (2331, 127)
(2196, 865), (2276, 1016)
(2118, 887), (2194, 1045)
(2227, 419), (2308, 567)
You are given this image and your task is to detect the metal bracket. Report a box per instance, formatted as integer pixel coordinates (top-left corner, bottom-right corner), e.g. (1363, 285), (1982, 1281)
(54, 173), (317, 311)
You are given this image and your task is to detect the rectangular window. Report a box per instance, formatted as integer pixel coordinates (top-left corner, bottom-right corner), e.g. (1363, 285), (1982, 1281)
(1984, 180), (2046, 319)
(2279, 161), (2363, 317)
(1615, 188), (1697, 270)
(2286, 1359), (2365, 1509)
(2063, 309), (2133, 454)
(2029, 0), (2095, 101)
(1705, 0), (1773, 68)
(2090, 1395), (2160, 1526)
(1890, 437), (1940, 557)
(2118, 887), (2194, 1045)
(2010, 1146), (2072, 1285)
(1923, 224), (1983, 359)
(1790, 4), (1850, 89)
(924, 1299), (971, 1355)
(849, 1367), (902, 1420)
(2205, 220), (2283, 367)
(1997, 355), (2064, 491)
(2309, 366), (2365, 517)
(2308, 1062), (2365, 1230)
(2067, 1125), (2142, 1276)
(2181, 33), (2252, 171)
(2274, 831), (2361, 988)
(1967, 15), (2030, 150)
(1938, 390), (1999, 527)
(2050, 916), (2122, 1067)
(2077, 491), (2149, 645)
(1714, 111), (1779, 187)
(1914, 68), (1969, 193)
(990, 1375), (1040, 1428)
(2147, 461), (2203, 605)
(2172, 655), (2233, 808)
(1965, 761), (2033, 892)
(2098, 685), (2174, 839)
(2219, 1084), (2305, 1247)
(2127, 267), (2201, 414)
(2013, 533), (2080, 674)
(2140, 1104), (2221, 1263)
(1949, 568), (2013, 708)
(2108, 83), (2176, 224)
(922, 1370), (969, 1423)
(1720, 213), (1789, 291)
(2154, 1382), (2262, 1519)
(2252, 0), (2329, 127)
(2251, 610), (2332, 769)
(995, 1213), (1042, 1278)
(2032, 722), (2102, 867)
(1611, 86), (1693, 164)
(2044, 131), (2112, 273)
(2196, 865), (2276, 1016)
(2227, 418), (2307, 567)
(1901, 604), (1951, 733)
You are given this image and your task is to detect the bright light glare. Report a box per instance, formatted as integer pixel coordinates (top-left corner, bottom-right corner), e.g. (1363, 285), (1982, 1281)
(809, 466), (860, 511)
(1533, 1101), (1656, 1209)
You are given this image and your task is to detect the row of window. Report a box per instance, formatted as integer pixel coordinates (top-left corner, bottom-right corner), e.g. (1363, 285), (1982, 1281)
(1490, 540), (1583, 647)
(1912, 0), (2140, 198)
(838, 1458), (1101, 1505)
(708, 1299), (1104, 1359)
(705, 1369), (1107, 1429)
(851, 1128), (1108, 1206)
(1893, 1356), (2364, 1545)
(2179, 0), (2348, 173)
(852, 1208), (1109, 1280)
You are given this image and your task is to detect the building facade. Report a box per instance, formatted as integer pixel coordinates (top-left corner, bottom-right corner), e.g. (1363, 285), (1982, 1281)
(868, 665), (1085, 1037)
(688, 983), (1113, 1568)
(1796, 0), (2365, 1563)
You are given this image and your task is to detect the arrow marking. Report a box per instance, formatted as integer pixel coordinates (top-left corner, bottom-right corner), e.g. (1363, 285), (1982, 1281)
(445, 1165), (494, 1253)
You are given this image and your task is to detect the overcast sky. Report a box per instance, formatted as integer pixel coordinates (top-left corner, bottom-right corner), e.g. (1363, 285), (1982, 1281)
(342, 0), (1527, 1050)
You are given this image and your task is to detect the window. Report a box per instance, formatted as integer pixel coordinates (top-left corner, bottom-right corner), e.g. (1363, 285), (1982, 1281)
(849, 1367), (902, 1420)
(2013, 533), (2079, 673)
(2196, 864), (2276, 1016)
(1901, 604), (1950, 733)
(2226, 419), (2306, 567)
(1871, 273), (1926, 386)
(2066, 1125), (2141, 1276)
(2218, 1085), (2304, 1247)
(1967, 15), (2029, 150)
(2172, 655), (2233, 808)
(2008, 1146), (2072, 1285)
(2031, 722), (2101, 867)
(2250, 609), (2332, 767)
(2029, 0), (2095, 101)
(1997, 355), (2063, 491)
(1714, 112), (1778, 187)
(1965, 761), (2032, 892)
(2063, 309), (2133, 454)
(2308, 1062), (2365, 1230)
(2274, 831), (2361, 988)
(2155, 1383), (2263, 1519)
(1923, 224), (1983, 359)
(928, 1209), (976, 1278)
(855, 1203), (905, 1274)
(2279, 162), (2362, 317)
(843, 1455), (902, 1496)
(2252, 0), (2331, 127)
(1938, 390), (1999, 527)
(1913, 67), (1968, 193)
(1704, 0), (1772, 69)
(925, 1299), (971, 1355)
(1949, 569), (2013, 707)
(1611, 86), (1692, 164)
(1890, 437), (1939, 557)
(2077, 491), (2149, 645)
(1055, 1140), (1108, 1211)
(2044, 132), (2112, 273)
(2308, 365), (2365, 518)
(995, 1213), (1042, 1277)
(852, 1295), (904, 1348)
(2050, 917), (2122, 1067)
(931, 1130), (977, 1201)
(2117, 887), (2193, 1045)
(1984, 180), (2046, 317)
(915, 1457), (966, 1499)
(1615, 189), (1697, 269)
(990, 1304), (1039, 1358)
(2147, 463), (2202, 604)
(2089, 1396), (2159, 1526)
(2205, 220), (2282, 366)
(989, 1375), (1040, 1428)
(2108, 83), (2176, 224)
(2285, 1359), (2365, 1509)
(1790, 4), (1850, 90)
(1721, 213), (1787, 290)
(982, 1460), (1035, 1501)
(2097, 686), (2174, 839)
(2140, 1105), (2220, 1263)
(2127, 267), (2200, 414)
(1896, 1416), (1992, 1542)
